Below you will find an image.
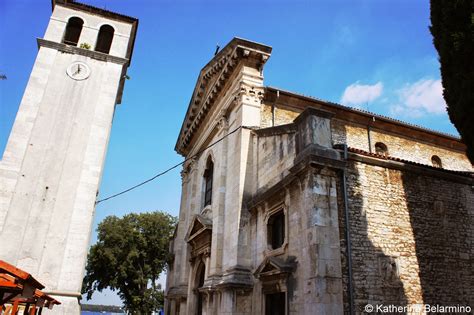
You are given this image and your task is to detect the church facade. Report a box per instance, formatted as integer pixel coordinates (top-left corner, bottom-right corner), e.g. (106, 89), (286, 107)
(166, 38), (474, 314)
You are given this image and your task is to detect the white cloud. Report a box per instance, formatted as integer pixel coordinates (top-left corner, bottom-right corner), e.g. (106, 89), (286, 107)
(341, 82), (383, 106)
(397, 79), (446, 114)
(390, 104), (424, 118)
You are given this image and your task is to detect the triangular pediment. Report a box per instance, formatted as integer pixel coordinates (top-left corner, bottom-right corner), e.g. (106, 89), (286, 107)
(261, 263), (277, 273)
(175, 38), (272, 156)
(185, 214), (212, 243)
(254, 257), (296, 278)
(190, 220), (204, 236)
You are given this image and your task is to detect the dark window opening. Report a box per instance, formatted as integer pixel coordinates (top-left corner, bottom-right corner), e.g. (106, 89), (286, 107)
(268, 211), (285, 250)
(196, 265), (205, 315)
(375, 142), (388, 157)
(95, 24), (114, 54)
(63, 17), (84, 46)
(431, 155), (442, 168)
(265, 292), (286, 315)
(203, 159), (214, 207)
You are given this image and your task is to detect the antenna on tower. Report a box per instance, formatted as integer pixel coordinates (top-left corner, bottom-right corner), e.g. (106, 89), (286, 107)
(214, 44), (220, 56)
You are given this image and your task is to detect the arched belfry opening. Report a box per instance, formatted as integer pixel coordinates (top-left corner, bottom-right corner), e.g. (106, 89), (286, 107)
(95, 24), (114, 54)
(63, 17), (84, 46)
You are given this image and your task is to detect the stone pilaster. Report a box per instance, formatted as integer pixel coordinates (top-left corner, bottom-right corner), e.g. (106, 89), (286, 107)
(292, 107), (345, 314)
(221, 64), (264, 284)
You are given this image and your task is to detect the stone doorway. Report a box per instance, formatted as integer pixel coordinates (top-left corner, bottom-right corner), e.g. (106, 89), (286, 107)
(196, 263), (205, 315)
(265, 292), (286, 315)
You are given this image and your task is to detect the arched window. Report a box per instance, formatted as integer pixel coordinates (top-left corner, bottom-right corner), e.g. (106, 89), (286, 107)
(431, 155), (442, 168)
(375, 142), (388, 157)
(203, 158), (214, 207)
(95, 25), (114, 54)
(63, 17), (84, 46)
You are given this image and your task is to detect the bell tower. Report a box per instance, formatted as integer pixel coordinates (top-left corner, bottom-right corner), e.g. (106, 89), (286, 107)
(0, 1), (138, 313)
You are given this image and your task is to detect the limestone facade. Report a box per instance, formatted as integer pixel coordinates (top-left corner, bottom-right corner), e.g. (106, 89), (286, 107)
(166, 38), (473, 314)
(0, 1), (137, 313)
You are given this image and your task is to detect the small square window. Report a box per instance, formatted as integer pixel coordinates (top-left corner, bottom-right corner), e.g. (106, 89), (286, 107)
(431, 155), (442, 168)
(375, 142), (388, 157)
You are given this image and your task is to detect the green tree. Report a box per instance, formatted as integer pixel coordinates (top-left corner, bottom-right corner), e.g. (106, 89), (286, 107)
(82, 211), (177, 314)
(430, 0), (474, 163)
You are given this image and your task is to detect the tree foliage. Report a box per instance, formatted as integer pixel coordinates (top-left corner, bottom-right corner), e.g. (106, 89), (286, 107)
(82, 211), (177, 314)
(430, 0), (474, 163)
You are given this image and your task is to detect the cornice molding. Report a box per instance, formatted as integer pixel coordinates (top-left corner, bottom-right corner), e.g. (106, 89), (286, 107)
(175, 38), (272, 156)
(347, 149), (474, 184)
(37, 38), (130, 66)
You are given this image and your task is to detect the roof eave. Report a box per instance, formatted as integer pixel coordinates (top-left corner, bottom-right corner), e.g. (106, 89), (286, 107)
(175, 38), (272, 156)
(265, 86), (463, 144)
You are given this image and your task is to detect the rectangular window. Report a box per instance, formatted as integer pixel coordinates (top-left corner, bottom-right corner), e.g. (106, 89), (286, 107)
(203, 162), (213, 207)
(268, 210), (285, 249)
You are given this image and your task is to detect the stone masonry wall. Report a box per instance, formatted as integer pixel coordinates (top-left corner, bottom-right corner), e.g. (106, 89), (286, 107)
(254, 131), (296, 192)
(260, 103), (300, 128)
(333, 122), (472, 172)
(261, 103), (472, 172)
(250, 166), (344, 314)
(260, 103), (273, 128)
(338, 159), (474, 313)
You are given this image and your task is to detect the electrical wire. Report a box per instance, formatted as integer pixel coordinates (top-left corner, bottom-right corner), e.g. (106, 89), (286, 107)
(95, 125), (244, 205)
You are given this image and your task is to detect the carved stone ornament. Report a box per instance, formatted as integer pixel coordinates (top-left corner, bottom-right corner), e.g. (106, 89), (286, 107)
(180, 168), (188, 181)
(243, 86), (264, 102)
(203, 248), (211, 258)
(216, 113), (229, 131)
(186, 157), (198, 171)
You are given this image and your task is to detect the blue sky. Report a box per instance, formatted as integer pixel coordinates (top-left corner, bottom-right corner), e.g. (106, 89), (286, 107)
(0, 0), (458, 306)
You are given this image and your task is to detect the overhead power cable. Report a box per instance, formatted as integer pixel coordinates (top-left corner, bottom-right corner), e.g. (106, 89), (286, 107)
(95, 125), (244, 205)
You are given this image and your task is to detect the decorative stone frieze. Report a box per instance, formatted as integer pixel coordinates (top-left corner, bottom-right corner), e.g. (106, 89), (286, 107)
(216, 113), (229, 132)
(175, 38), (271, 156)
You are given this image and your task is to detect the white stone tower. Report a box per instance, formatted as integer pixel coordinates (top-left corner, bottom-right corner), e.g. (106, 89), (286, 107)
(0, 1), (137, 313)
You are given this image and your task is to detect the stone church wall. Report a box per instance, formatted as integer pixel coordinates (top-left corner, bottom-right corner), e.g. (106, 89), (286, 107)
(335, 122), (472, 171)
(169, 39), (473, 314)
(368, 128), (471, 171)
(338, 159), (474, 313)
(254, 131), (296, 192)
(260, 103), (301, 128)
(260, 103), (472, 172)
(249, 166), (344, 314)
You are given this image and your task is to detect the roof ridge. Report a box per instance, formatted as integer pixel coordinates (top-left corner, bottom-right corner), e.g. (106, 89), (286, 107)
(266, 86), (460, 140)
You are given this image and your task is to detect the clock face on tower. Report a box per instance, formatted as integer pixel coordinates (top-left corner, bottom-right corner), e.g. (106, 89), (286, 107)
(66, 61), (91, 80)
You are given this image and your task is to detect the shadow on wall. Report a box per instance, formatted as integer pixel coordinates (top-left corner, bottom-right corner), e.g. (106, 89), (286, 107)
(401, 171), (473, 309)
(338, 157), (408, 314)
